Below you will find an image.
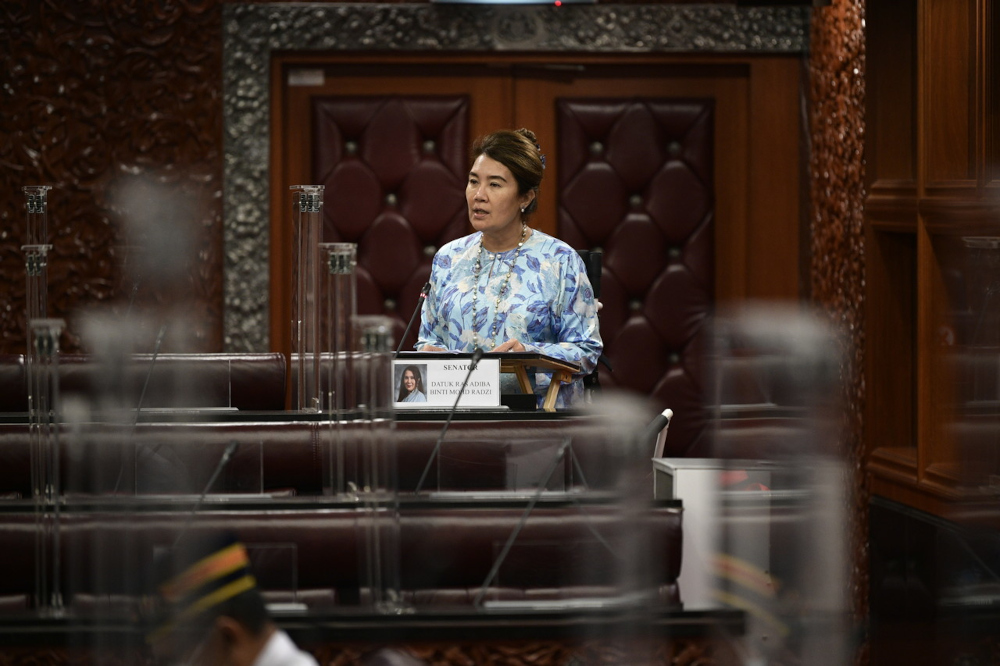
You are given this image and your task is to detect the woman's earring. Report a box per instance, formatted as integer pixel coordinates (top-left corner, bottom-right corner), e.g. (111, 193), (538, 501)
(520, 207), (525, 213)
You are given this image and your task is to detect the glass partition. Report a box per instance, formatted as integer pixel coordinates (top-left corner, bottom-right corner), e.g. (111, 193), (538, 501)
(290, 185), (324, 412)
(320, 242), (358, 496)
(436, 438), (568, 494)
(351, 316), (401, 613)
(133, 438), (263, 497)
(28, 318), (64, 614)
(703, 305), (849, 666)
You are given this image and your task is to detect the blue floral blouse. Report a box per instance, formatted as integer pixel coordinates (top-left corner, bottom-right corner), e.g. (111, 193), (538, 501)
(416, 229), (603, 408)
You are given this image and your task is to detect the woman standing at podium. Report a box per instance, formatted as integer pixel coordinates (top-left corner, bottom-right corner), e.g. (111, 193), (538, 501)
(417, 128), (602, 409)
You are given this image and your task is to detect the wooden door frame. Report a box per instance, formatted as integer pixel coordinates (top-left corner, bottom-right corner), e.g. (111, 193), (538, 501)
(270, 52), (804, 358)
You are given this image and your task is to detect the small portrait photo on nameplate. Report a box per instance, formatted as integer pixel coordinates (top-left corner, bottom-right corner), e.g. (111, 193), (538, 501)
(392, 358), (501, 408)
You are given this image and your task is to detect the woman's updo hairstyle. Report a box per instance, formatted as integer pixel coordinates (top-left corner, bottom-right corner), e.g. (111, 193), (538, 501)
(470, 128), (545, 218)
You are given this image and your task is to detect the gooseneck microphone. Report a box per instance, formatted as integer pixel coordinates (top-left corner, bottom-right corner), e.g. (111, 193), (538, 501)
(112, 322), (169, 494)
(643, 408), (674, 457)
(414, 347), (484, 493)
(394, 282), (432, 359)
(172, 440), (240, 550)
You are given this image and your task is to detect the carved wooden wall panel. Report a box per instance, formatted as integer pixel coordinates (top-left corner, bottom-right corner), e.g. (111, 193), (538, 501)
(0, 635), (743, 666)
(0, 0), (224, 354)
(807, 0), (868, 658)
(312, 636), (741, 666)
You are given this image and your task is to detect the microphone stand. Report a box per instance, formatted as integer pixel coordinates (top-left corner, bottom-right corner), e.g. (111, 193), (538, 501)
(641, 408), (673, 453)
(394, 282), (431, 359)
(172, 440), (240, 550)
(414, 347), (484, 493)
(112, 322), (168, 494)
(472, 437), (572, 609)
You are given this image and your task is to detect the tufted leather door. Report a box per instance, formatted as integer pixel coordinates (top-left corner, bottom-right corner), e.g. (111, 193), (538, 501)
(311, 95), (471, 346)
(556, 98), (715, 456)
(276, 65), (512, 357)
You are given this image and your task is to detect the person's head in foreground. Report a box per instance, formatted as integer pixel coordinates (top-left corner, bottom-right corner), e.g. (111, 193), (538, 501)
(150, 532), (318, 666)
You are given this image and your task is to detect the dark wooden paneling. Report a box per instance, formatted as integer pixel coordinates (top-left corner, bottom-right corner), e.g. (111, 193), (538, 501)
(747, 58), (803, 300)
(923, 0), (976, 192)
(865, 228), (916, 457)
(866, 0), (917, 192)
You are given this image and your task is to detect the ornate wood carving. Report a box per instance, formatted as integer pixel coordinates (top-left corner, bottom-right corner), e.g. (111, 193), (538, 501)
(0, 635), (737, 666)
(0, 0), (223, 354)
(0, 637), (741, 666)
(0, 646), (150, 666)
(312, 636), (737, 666)
(807, 0), (868, 659)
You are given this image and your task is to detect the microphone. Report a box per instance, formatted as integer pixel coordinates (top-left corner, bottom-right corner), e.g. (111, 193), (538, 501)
(643, 408), (673, 458)
(172, 440), (240, 550)
(112, 322), (168, 494)
(394, 282), (431, 359)
(473, 437), (572, 608)
(414, 347), (484, 493)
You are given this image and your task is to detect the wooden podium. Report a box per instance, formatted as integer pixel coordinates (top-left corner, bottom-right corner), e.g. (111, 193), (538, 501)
(496, 352), (580, 412)
(396, 352), (580, 412)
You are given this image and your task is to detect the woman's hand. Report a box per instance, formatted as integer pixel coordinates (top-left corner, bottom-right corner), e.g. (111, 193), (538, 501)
(491, 339), (525, 353)
(419, 344), (447, 352)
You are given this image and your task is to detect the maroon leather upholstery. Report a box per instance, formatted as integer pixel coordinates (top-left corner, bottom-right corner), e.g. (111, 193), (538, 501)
(0, 354), (25, 412)
(0, 513), (34, 613)
(58, 510), (357, 613)
(0, 505), (681, 613)
(0, 415), (682, 613)
(0, 354), (287, 412)
(398, 506), (681, 605)
(0, 419), (651, 498)
(313, 96), (470, 351)
(558, 99), (715, 457)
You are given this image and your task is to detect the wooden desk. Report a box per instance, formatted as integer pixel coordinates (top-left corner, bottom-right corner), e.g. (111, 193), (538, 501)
(398, 351), (582, 413)
(0, 607), (745, 666)
(499, 355), (579, 412)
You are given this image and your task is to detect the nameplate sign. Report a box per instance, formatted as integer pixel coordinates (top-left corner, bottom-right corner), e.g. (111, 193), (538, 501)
(392, 358), (501, 408)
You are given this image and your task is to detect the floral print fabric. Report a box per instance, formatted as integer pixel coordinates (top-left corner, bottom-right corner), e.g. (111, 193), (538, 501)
(417, 229), (603, 408)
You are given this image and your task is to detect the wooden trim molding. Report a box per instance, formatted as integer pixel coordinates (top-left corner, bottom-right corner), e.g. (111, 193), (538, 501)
(869, 446), (918, 476)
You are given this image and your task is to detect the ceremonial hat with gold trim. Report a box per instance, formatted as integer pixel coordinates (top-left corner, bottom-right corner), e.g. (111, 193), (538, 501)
(149, 532), (261, 646)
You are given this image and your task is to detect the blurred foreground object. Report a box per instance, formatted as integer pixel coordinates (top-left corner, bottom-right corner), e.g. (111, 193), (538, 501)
(707, 304), (849, 666)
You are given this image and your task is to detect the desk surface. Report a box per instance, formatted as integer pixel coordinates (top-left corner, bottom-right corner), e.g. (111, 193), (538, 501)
(0, 408), (587, 425)
(0, 606), (743, 646)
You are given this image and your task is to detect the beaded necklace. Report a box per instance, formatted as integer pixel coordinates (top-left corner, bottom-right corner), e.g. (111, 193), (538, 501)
(471, 224), (528, 350)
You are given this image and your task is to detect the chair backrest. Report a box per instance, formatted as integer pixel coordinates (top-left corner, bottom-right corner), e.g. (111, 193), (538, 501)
(576, 250), (604, 392)
(576, 249), (602, 299)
